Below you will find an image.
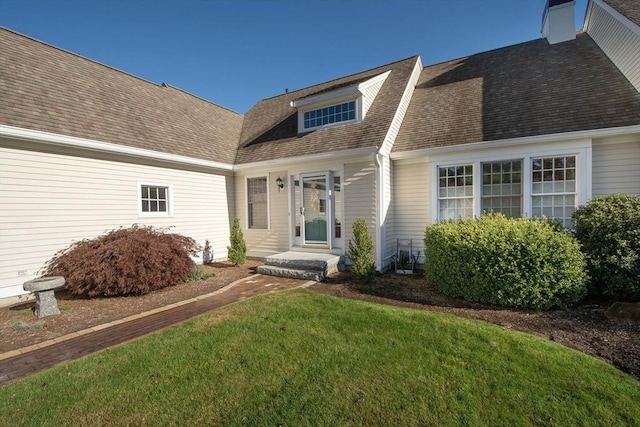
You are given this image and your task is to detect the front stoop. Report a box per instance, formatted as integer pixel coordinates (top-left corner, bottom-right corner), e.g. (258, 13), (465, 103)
(256, 252), (341, 282)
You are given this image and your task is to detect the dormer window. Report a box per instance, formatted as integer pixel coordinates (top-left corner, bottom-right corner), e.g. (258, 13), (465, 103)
(303, 100), (356, 130)
(291, 70), (390, 134)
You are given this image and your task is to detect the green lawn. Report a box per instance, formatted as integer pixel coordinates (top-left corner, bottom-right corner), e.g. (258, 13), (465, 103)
(2, 289), (639, 426)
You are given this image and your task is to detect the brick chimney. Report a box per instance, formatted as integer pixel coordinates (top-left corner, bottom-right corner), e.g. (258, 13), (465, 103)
(542, 0), (577, 44)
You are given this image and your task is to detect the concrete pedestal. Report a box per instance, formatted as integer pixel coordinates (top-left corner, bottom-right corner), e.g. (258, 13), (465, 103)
(23, 276), (66, 318)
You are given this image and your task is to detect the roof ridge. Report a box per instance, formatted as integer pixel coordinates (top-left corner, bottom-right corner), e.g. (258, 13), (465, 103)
(0, 26), (167, 89)
(161, 83), (243, 116)
(1, 26), (240, 114)
(260, 54), (420, 102)
(421, 32), (585, 70)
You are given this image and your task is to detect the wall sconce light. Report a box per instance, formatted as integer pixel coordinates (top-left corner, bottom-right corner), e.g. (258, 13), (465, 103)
(276, 176), (284, 191)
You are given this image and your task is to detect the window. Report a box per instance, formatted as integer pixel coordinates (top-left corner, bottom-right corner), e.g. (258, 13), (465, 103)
(438, 165), (473, 220)
(303, 100), (356, 130)
(247, 177), (268, 229)
(433, 150), (583, 227)
(139, 184), (170, 216)
(531, 156), (576, 227)
(481, 160), (522, 217)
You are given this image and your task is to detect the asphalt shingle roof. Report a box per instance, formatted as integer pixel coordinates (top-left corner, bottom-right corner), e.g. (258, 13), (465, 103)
(393, 32), (640, 153)
(604, 0), (640, 27)
(235, 56), (419, 164)
(0, 28), (243, 165)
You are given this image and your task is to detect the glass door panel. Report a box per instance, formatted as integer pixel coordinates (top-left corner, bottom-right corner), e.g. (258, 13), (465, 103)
(301, 174), (328, 245)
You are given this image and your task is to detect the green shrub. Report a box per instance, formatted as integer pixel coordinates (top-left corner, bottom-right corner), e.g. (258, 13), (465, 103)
(187, 266), (215, 282)
(424, 214), (587, 310)
(43, 225), (200, 297)
(227, 217), (246, 266)
(573, 194), (640, 301)
(347, 218), (376, 284)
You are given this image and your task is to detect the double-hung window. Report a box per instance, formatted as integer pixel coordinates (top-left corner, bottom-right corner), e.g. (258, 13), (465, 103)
(481, 160), (522, 217)
(247, 177), (268, 229)
(438, 165), (473, 220)
(531, 156), (576, 227)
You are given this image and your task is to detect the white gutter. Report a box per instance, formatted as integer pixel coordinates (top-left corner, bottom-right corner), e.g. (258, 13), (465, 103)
(0, 125), (234, 171)
(390, 125), (640, 160)
(373, 152), (384, 272)
(233, 146), (378, 171)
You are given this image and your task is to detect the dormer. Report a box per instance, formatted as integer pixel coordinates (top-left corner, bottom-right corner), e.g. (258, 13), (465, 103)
(290, 70), (391, 134)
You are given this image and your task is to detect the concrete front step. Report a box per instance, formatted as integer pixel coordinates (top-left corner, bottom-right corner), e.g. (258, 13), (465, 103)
(258, 251), (342, 282)
(256, 265), (324, 282)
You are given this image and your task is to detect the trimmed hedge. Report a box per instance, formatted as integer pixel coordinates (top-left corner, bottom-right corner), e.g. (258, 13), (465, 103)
(573, 193), (640, 301)
(424, 214), (587, 310)
(43, 225), (200, 297)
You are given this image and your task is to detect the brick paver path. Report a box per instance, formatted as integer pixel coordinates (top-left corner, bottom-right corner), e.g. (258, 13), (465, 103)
(0, 274), (312, 385)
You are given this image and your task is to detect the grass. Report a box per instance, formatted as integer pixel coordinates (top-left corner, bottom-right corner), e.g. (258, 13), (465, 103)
(1, 289), (638, 426)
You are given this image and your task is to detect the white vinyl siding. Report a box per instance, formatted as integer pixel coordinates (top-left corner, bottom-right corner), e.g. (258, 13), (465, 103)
(585, 0), (640, 92)
(344, 161), (377, 256)
(389, 161), (429, 266)
(592, 138), (640, 196)
(0, 142), (234, 300)
(361, 76), (386, 117)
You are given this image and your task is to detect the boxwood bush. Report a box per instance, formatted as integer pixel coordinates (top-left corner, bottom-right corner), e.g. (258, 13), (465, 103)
(424, 214), (587, 310)
(43, 225), (200, 297)
(573, 193), (640, 301)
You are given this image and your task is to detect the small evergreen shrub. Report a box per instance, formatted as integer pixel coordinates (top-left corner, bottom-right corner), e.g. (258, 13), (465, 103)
(347, 218), (376, 284)
(42, 225), (200, 297)
(573, 194), (640, 301)
(187, 266), (216, 282)
(227, 217), (246, 266)
(424, 214), (587, 310)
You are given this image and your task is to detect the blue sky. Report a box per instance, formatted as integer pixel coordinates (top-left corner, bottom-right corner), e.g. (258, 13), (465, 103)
(1, 0), (588, 114)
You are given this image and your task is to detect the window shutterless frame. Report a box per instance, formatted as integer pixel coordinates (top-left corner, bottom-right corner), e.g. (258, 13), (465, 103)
(246, 176), (269, 229)
(137, 182), (172, 217)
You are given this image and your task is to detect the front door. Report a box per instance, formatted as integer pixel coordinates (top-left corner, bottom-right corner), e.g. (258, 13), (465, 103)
(301, 173), (330, 246)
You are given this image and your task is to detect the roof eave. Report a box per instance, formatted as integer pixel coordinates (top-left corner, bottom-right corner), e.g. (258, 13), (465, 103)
(0, 125), (234, 171)
(390, 124), (640, 160)
(233, 146), (378, 171)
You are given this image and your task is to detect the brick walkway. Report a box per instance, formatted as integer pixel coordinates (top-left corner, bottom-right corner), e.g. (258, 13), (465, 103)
(0, 274), (313, 385)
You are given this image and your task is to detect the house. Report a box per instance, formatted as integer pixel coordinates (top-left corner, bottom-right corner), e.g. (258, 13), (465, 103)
(1, 0), (638, 304)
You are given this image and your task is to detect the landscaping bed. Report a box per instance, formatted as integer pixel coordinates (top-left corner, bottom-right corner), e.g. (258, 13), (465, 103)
(1, 263), (638, 380)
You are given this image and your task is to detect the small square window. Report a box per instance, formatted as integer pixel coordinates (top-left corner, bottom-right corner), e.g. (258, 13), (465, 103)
(139, 184), (170, 216)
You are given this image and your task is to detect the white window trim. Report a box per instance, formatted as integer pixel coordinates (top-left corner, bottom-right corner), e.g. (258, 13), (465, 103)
(429, 140), (592, 223)
(297, 97), (362, 133)
(246, 175), (270, 230)
(137, 182), (173, 217)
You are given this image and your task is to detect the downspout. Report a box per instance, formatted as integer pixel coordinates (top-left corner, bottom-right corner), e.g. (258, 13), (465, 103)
(373, 152), (383, 271)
